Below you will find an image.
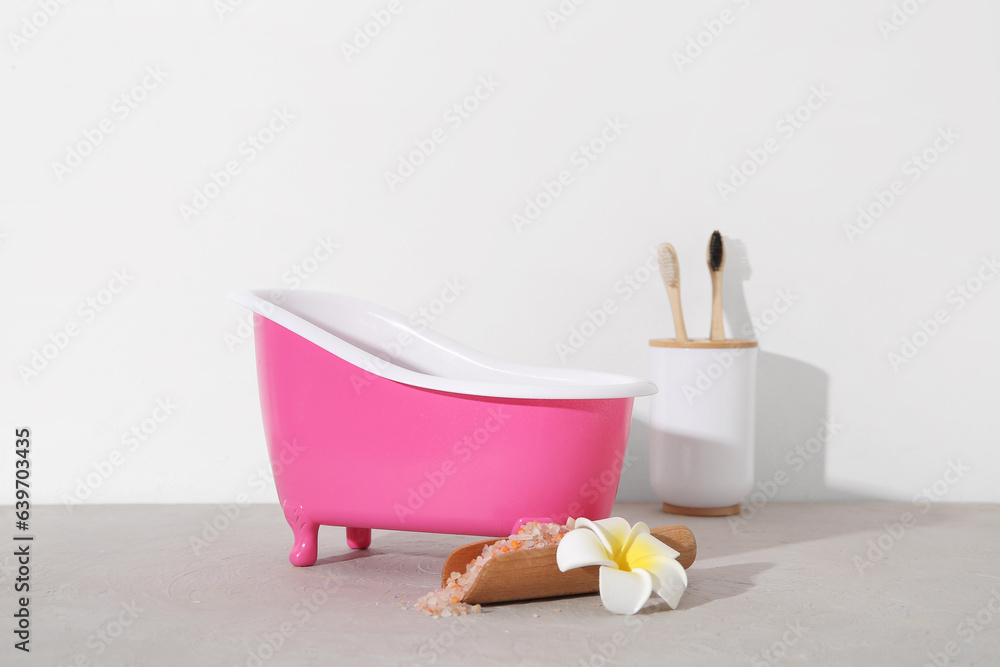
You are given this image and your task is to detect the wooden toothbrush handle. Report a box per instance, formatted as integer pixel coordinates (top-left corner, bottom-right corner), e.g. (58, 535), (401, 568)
(667, 288), (688, 342)
(710, 272), (725, 340)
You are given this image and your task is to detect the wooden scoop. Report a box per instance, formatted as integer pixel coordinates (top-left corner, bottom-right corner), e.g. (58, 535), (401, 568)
(441, 525), (696, 605)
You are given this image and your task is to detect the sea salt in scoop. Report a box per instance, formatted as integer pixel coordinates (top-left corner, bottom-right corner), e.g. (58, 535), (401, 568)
(414, 520), (574, 617)
(413, 520), (696, 617)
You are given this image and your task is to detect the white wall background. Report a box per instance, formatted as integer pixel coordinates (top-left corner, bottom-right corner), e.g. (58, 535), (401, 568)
(2, 0), (998, 508)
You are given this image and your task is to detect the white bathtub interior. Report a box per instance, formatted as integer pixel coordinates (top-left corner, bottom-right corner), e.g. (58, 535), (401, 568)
(230, 290), (656, 400)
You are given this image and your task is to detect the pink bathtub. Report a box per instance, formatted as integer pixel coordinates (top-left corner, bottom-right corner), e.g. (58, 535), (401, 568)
(231, 290), (656, 566)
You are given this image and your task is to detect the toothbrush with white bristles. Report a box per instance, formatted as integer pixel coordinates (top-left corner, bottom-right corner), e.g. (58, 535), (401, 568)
(707, 231), (726, 341)
(658, 243), (689, 342)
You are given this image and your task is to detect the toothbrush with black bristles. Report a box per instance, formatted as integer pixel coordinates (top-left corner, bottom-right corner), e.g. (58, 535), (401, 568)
(707, 231), (726, 341)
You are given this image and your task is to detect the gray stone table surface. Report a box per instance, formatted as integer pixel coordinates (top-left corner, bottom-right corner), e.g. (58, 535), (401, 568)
(2, 502), (998, 666)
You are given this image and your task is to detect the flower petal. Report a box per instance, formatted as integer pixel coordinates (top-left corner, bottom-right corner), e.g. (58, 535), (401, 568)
(556, 528), (616, 572)
(598, 566), (653, 614)
(621, 521), (651, 555)
(574, 517), (633, 556)
(626, 531), (681, 568)
(640, 559), (687, 609)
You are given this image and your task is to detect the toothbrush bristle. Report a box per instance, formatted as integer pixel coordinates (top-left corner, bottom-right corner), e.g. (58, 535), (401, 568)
(658, 243), (679, 288)
(709, 231), (723, 271)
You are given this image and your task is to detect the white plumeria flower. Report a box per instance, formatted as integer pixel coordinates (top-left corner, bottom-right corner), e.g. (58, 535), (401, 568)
(556, 517), (687, 614)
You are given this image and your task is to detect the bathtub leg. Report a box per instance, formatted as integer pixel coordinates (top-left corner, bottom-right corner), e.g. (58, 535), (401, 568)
(281, 500), (319, 567)
(346, 527), (371, 550)
(288, 522), (319, 567)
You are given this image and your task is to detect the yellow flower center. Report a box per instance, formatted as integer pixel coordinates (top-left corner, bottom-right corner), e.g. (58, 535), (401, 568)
(614, 537), (660, 573)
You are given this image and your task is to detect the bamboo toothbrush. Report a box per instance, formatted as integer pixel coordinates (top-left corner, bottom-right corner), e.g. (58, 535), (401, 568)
(708, 231), (726, 341)
(658, 243), (688, 342)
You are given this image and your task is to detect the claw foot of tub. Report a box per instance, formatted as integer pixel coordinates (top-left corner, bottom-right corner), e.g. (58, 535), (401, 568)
(346, 527), (371, 550)
(288, 526), (319, 567)
(282, 501), (319, 567)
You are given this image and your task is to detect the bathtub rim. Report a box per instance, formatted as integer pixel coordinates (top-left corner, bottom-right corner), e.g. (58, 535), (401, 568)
(229, 289), (657, 400)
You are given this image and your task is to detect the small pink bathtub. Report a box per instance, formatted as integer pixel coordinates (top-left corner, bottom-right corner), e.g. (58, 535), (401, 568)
(231, 290), (655, 566)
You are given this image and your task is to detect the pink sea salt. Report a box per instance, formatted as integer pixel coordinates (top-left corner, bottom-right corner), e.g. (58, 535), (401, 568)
(414, 518), (576, 617)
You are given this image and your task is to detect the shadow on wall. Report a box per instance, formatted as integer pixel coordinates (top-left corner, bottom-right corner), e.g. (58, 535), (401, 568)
(618, 235), (877, 503)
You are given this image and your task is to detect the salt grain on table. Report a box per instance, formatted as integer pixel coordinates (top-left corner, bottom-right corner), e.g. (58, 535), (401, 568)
(414, 519), (576, 618)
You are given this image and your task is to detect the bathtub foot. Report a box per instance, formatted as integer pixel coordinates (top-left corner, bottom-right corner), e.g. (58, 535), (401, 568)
(346, 527), (371, 550)
(282, 500), (319, 567)
(288, 522), (319, 567)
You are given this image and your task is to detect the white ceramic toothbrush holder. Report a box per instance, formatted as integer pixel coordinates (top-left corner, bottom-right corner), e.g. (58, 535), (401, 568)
(649, 338), (758, 516)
